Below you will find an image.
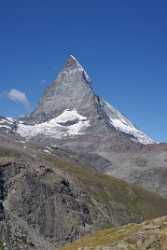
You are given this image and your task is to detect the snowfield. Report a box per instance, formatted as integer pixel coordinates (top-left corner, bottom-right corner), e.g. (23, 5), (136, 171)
(103, 100), (155, 145)
(1, 103), (155, 145)
(17, 109), (90, 139)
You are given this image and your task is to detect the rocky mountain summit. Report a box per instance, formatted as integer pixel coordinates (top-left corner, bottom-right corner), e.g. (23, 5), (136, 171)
(0, 55), (156, 145)
(18, 55), (155, 145)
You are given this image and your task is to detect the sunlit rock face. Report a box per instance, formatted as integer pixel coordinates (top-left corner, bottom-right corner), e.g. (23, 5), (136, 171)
(18, 55), (154, 145)
(28, 55), (99, 123)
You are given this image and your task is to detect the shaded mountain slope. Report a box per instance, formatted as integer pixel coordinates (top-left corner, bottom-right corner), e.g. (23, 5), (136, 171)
(0, 138), (167, 249)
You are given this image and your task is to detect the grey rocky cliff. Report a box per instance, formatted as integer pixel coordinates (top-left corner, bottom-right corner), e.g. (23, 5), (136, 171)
(23, 55), (149, 140)
(18, 55), (153, 144)
(29, 55), (98, 123)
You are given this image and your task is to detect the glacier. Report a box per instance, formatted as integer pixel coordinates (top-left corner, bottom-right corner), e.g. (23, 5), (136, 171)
(17, 109), (90, 139)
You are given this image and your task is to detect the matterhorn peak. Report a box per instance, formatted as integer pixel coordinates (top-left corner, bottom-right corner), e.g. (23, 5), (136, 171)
(22, 55), (155, 145)
(64, 55), (82, 68)
(28, 55), (95, 123)
(63, 54), (91, 84)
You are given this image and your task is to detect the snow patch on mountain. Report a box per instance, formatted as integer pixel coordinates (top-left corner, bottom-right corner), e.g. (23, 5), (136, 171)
(0, 125), (11, 130)
(17, 109), (90, 139)
(103, 100), (155, 145)
(0, 117), (14, 124)
(55, 109), (87, 124)
(0, 117), (15, 132)
(6, 117), (15, 123)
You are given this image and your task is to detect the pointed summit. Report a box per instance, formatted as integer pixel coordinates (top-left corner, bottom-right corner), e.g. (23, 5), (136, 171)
(59, 55), (91, 84)
(28, 55), (95, 122)
(64, 55), (91, 83)
(64, 55), (82, 68)
(20, 55), (155, 146)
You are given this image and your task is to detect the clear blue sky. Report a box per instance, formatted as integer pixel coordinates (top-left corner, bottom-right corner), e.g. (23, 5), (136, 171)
(0, 0), (167, 142)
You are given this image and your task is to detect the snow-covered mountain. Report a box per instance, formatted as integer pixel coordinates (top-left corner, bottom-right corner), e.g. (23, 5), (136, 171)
(100, 99), (155, 144)
(0, 55), (154, 145)
(0, 116), (16, 134)
(2, 55), (167, 201)
(15, 55), (155, 145)
(17, 109), (90, 139)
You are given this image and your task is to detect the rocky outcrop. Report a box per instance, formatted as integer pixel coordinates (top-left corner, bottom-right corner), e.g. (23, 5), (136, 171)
(60, 216), (167, 250)
(28, 55), (98, 123)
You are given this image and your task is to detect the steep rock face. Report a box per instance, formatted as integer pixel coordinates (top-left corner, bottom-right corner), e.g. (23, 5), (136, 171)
(28, 56), (99, 123)
(19, 55), (154, 144)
